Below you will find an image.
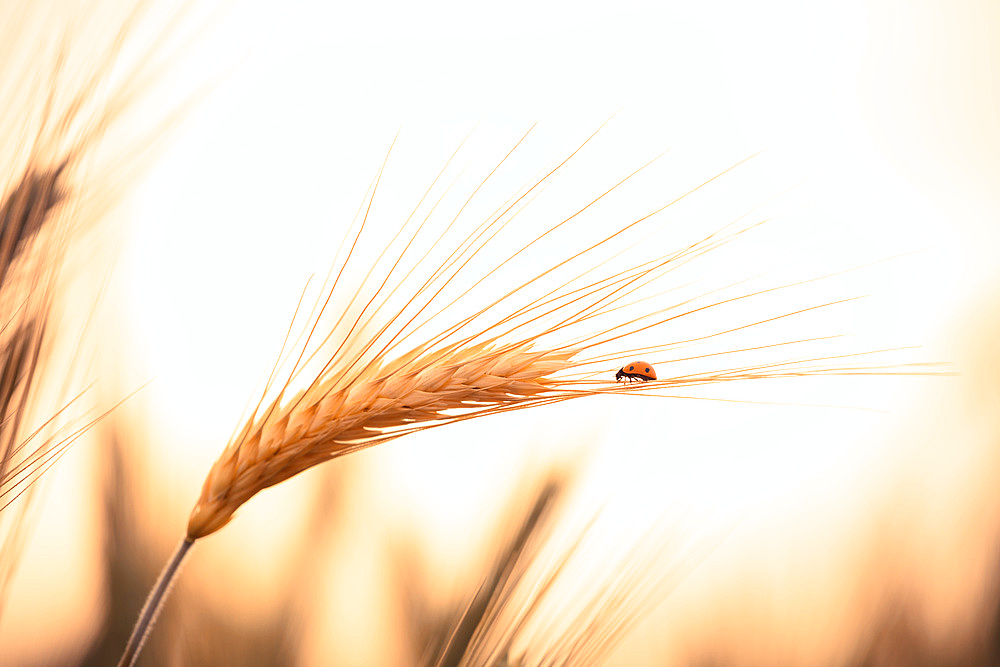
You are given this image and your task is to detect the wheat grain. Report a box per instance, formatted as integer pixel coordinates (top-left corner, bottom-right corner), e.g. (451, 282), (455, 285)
(188, 342), (579, 538)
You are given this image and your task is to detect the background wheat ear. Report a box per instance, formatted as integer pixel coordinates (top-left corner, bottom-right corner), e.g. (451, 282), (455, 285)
(0, 0), (216, 651)
(0, 22), (138, 616)
(0, 160), (69, 616)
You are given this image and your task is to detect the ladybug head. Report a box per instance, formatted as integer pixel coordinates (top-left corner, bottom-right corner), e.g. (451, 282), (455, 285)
(615, 368), (625, 381)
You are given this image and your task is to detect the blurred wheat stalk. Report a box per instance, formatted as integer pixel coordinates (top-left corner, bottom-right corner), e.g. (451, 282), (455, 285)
(390, 467), (707, 667)
(0, 0), (201, 630)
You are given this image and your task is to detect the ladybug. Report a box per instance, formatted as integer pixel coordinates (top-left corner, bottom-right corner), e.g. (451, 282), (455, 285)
(615, 361), (656, 382)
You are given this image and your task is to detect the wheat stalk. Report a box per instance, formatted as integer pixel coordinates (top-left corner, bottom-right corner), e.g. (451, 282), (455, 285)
(117, 120), (941, 665)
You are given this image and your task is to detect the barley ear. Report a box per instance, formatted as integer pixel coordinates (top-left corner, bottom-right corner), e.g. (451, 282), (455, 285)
(185, 342), (580, 540)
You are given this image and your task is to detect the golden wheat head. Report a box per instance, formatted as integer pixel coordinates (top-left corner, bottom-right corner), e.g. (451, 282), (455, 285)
(182, 128), (938, 541)
(188, 342), (578, 538)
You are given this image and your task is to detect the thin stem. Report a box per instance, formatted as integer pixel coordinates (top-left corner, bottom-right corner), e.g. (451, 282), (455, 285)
(117, 537), (195, 667)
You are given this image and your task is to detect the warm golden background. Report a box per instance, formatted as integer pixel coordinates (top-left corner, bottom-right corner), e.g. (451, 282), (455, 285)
(2, 0), (999, 665)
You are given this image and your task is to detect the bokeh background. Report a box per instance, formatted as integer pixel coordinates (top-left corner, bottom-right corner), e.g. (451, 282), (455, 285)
(2, 0), (1000, 664)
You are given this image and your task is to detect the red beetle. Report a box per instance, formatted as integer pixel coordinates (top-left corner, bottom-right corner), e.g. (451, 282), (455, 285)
(615, 361), (656, 382)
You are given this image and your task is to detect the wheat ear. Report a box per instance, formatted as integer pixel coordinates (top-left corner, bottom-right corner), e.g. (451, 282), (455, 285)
(0, 0), (207, 620)
(188, 342), (578, 538)
(119, 118), (942, 664)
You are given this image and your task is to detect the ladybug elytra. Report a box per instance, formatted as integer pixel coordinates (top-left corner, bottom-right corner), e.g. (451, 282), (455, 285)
(615, 361), (656, 382)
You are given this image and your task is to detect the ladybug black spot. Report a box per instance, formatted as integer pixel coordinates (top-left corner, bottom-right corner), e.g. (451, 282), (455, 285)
(628, 365), (634, 370)
(644, 367), (650, 372)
